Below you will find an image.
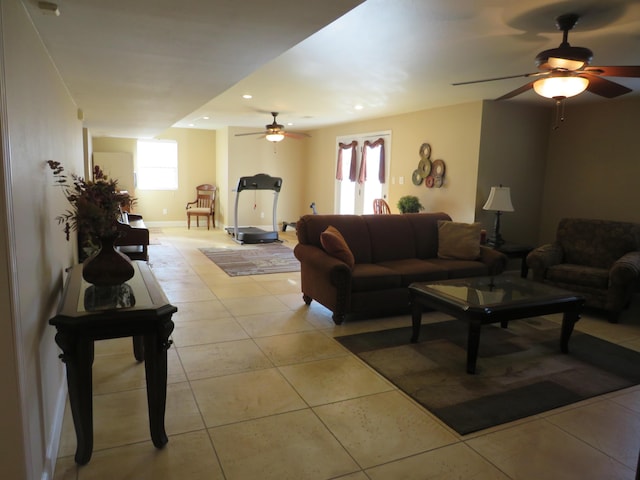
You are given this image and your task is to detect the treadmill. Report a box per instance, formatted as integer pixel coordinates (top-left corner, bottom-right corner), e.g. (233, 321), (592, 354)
(226, 173), (283, 244)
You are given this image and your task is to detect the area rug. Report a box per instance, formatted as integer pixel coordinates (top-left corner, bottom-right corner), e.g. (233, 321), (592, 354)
(199, 243), (299, 276)
(336, 317), (640, 435)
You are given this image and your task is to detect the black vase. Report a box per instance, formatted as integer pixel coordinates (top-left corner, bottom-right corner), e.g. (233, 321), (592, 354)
(82, 233), (135, 286)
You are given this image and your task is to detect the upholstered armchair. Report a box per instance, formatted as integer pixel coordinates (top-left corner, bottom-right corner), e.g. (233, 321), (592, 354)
(527, 218), (640, 322)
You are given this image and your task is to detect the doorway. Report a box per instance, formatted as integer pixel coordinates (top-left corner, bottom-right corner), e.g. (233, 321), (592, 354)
(335, 132), (390, 214)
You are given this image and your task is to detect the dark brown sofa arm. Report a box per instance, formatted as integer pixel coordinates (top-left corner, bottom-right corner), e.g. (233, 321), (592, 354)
(478, 246), (508, 275)
(293, 244), (352, 286)
(527, 243), (564, 280)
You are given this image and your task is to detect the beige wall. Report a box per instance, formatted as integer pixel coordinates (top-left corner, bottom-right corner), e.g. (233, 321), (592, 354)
(304, 102), (484, 222)
(1, 0), (83, 477)
(539, 97), (640, 244)
(222, 127), (306, 230)
(476, 101), (551, 245)
(92, 128), (216, 224)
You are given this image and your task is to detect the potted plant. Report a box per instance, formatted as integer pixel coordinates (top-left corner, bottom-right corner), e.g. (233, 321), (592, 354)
(397, 195), (424, 213)
(47, 160), (135, 285)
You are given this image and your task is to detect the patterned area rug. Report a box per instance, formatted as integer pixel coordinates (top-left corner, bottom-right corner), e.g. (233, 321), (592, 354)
(199, 243), (300, 276)
(336, 317), (640, 435)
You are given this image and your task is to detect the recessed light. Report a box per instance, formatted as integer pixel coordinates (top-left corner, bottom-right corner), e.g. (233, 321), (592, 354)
(202, 116), (210, 120)
(242, 94), (253, 99)
(354, 104), (364, 110)
(188, 123), (195, 127)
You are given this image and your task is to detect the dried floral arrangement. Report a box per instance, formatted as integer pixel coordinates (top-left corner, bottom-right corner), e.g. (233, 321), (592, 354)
(46, 160), (133, 242)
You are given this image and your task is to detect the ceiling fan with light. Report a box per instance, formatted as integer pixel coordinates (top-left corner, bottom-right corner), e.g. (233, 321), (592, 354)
(453, 13), (640, 108)
(235, 112), (311, 143)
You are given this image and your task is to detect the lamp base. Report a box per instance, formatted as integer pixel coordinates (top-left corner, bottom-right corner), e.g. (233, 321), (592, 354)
(487, 211), (505, 248)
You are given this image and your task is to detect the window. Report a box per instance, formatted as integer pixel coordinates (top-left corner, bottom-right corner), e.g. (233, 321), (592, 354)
(335, 132), (390, 214)
(136, 139), (178, 190)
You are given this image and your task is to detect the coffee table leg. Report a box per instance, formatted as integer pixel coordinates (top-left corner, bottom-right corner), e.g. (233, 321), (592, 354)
(410, 299), (422, 343)
(560, 309), (580, 353)
(466, 320), (482, 374)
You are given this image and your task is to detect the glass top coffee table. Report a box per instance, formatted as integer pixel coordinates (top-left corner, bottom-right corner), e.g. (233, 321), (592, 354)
(409, 276), (584, 374)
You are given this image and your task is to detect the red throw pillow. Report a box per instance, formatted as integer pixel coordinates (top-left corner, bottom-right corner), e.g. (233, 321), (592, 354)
(320, 225), (355, 269)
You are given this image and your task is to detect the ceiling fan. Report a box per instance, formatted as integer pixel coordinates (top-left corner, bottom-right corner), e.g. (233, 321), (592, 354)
(453, 13), (640, 102)
(235, 112), (311, 143)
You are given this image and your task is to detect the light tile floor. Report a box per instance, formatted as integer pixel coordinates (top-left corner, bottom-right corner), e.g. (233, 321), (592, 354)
(54, 227), (640, 480)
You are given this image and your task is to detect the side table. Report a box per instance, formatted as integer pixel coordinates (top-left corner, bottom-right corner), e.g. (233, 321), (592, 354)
(49, 261), (177, 465)
(491, 242), (533, 278)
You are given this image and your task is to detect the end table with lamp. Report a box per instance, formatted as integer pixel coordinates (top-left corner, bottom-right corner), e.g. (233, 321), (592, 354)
(482, 185), (532, 277)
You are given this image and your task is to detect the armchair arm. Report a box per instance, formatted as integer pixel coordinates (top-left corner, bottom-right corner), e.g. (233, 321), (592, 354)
(526, 243), (564, 281)
(610, 251), (640, 287)
(185, 199), (197, 210)
(478, 246), (508, 275)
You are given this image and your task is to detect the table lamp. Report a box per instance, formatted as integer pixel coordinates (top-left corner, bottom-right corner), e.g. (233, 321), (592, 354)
(483, 185), (514, 247)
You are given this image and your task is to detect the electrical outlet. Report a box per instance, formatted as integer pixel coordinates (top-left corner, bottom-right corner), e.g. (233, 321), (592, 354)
(162, 208), (167, 215)
(260, 211), (265, 218)
(399, 176), (405, 185)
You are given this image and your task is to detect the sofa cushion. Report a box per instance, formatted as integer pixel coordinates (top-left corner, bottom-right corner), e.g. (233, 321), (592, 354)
(437, 221), (481, 260)
(426, 258), (490, 279)
(297, 214), (372, 263)
(405, 212), (451, 259)
(364, 214), (417, 262)
(377, 259), (449, 286)
(351, 263), (402, 292)
(546, 263), (609, 290)
(320, 225), (355, 269)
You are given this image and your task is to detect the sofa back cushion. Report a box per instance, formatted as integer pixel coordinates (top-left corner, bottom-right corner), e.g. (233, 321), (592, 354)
(363, 214), (417, 262)
(557, 218), (640, 269)
(405, 212), (452, 259)
(296, 214), (373, 263)
(437, 220), (482, 260)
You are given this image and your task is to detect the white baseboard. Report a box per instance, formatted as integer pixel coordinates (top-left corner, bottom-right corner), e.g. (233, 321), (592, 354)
(42, 382), (67, 480)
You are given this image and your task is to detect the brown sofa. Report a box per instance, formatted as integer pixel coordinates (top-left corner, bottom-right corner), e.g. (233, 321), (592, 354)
(294, 212), (508, 324)
(527, 218), (640, 322)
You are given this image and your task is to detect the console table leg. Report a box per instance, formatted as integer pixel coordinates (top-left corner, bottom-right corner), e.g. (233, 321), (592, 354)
(143, 318), (174, 449)
(56, 333), (95, 465)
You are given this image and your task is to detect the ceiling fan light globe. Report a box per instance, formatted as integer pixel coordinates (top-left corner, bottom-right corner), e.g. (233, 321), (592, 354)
(533, 76), (589, 99)
(265, 133), (284, 143)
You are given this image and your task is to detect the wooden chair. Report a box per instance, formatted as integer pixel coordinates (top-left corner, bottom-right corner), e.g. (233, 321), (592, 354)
(186, 184), (216, 229)
(373, 198), (391, 214)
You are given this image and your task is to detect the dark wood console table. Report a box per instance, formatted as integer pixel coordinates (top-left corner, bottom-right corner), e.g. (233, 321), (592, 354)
(49, 261), (177, 465)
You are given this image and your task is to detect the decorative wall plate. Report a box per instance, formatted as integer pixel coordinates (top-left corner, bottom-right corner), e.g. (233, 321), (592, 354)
(419, 143), (432, 160)
(411, 169), (424, 185)
(432, 159), (446, 177)
(425, 175), (435, 188)
(417, 158), (431, 177)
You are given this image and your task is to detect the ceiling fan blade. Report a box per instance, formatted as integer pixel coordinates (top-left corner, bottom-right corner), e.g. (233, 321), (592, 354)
(284, 131), (311, 139)
(584, 66), (640, 78)
(234, 131), (266, 137)
(495, 81), (536, 100)
(452, 72), (542, 86)
(585, 75), (632, 98)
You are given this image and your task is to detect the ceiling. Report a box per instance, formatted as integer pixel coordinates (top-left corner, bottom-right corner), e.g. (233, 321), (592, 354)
(24, 0), (640, 138)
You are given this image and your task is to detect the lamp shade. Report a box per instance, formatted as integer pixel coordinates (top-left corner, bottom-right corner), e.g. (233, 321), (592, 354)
(483, 186), (514, 212)
(265, 133), (284, 143)
(533, 75), (589, 99)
